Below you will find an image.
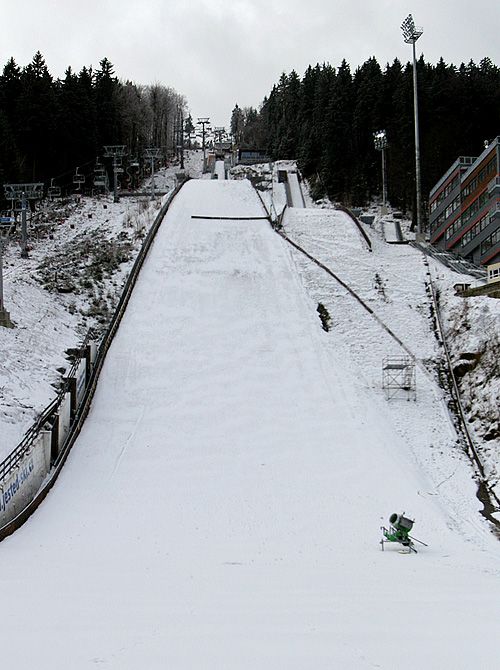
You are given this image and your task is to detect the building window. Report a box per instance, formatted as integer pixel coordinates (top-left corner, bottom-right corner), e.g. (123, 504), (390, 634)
(430, 174), (460, 212)
(460, 212), (489, 247)
(481, 227), (500, 254)
(445, 216), (464, 241)
(461, 189), (489, 227)
(462, 157), (496, 199)
(445, 196), (460, 219)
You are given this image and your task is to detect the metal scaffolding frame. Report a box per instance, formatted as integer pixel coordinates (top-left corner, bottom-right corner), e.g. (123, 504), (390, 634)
(382, 356), (416, 401)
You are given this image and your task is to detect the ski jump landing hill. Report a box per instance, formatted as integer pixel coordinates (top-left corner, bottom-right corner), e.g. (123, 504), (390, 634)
(1, 178), (499, 668)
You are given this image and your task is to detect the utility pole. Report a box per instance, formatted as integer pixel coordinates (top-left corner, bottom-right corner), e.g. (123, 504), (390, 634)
(144, 147), (161, 199)
(401, 14), (424, 240)
(103, 145), (127, 203)
(197, 117), (210, 172)
(373, 130), (388, 214)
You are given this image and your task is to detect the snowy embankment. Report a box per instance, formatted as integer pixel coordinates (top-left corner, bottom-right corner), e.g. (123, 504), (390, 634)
(0, 152), (202, 460)
(0, 177), (499, 669)
(438, 280), (500, 471)
(0, 196), (153, 458)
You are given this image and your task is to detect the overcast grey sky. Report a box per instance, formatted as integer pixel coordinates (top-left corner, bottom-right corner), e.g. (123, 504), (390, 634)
(3, 0), (499, 128)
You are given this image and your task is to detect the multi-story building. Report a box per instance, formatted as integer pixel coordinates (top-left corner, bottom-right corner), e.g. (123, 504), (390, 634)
(429, 138), (500, 266)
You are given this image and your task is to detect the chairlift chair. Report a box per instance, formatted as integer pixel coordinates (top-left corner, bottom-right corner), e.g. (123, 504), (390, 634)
(93, 162), (107, 187)
(73, 167), (86, 191)
(47, 178), (61, 200)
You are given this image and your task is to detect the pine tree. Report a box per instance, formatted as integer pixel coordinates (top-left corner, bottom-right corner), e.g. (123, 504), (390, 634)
(17, 51), (58, 180)
(230, 104), (245, 145)
(95, 58), (121, 145)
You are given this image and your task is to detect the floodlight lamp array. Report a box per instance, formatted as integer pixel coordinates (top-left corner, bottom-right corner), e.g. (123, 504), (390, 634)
(373, 130), (388, 150)
(401, 14), (423, 43)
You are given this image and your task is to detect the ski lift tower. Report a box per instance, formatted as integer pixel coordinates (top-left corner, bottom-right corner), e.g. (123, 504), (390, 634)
(382, 356), (416, 401)
(197, 117), (211, 172)
(3, 182), (44, 258)
(144, 147), (161, 200)
(173, 108), (185, 170)
(0, 221), (14, 328)
(103, 145), (127, 202)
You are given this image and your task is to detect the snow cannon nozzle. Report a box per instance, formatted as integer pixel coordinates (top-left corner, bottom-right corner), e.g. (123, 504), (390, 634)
(389, 513), (414, 533)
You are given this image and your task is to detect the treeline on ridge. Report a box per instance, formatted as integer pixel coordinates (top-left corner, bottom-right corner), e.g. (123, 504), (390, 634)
(231, 56), (500, 216)
(0, 51), (187, 193)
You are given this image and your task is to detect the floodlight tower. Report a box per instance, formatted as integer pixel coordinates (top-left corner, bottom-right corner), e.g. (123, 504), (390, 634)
(373, 130), (388, 213)
(144, 147), (161, 199)
(197, 117), (211, 171)
(103, 145), (127, 202)
(401, 13), (424, 240)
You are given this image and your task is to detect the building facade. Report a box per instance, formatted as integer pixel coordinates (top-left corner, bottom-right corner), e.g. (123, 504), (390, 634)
(429, 138), (500, 266)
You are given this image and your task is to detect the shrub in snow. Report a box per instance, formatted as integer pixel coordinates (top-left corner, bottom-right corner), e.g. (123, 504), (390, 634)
(316, 303), (331, 331)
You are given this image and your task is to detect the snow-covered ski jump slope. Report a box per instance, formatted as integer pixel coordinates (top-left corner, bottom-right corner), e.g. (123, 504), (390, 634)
(1, 179), (499, 669)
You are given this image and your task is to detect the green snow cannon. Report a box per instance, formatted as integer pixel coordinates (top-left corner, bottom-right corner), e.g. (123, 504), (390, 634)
(381, 513), (427, 553)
